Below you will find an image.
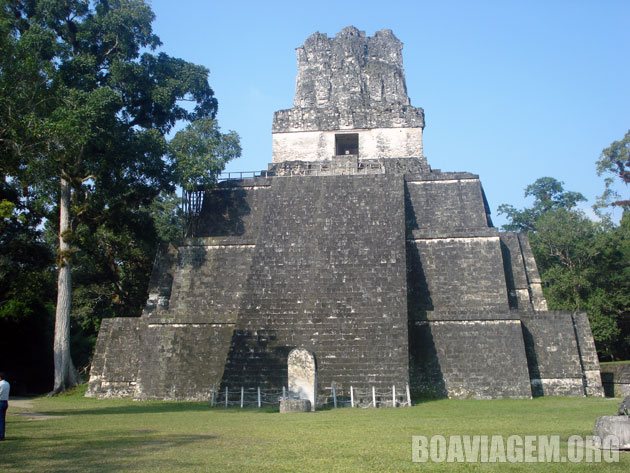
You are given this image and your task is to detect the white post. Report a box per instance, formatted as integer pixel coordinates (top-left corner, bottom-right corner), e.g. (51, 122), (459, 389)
(332, 384), (337, 408)
(240, 386), (244, 408)
(406, 384), (411, 407)
(372, 386), (376, 408)
(225, 386), (229, 408)
(392, 385), (396, 408)
(350, 386), (354, 408)
(257, 386), (261, 408)
(282, 386), (286, 400)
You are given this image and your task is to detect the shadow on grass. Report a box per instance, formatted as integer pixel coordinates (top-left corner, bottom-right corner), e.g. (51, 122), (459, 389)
(35, 401), (280, 417)
(2, 425), (219, 473)
(39, 402), (211, 416)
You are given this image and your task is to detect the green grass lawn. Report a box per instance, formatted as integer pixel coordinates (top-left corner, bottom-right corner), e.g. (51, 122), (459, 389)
(600, 360), (630, 367)
(2, 387), (628, 472)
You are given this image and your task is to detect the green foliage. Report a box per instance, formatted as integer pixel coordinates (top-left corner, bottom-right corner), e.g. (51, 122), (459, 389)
(149, 191), (185, 245)
(169, 118), (241, 191)
(0, 199), (15, 218)
(530, 209), (627, 357)
(0, 180), (55, 322)
(0, 0), (240, 390)
(0, 155), (56, 392)
(497, 177), (586, 232)
(500, 180), (629, 360)
(596, 130), (630, 210)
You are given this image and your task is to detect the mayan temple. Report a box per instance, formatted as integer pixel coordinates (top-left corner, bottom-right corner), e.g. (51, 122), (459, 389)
(87, 27), (604, 402)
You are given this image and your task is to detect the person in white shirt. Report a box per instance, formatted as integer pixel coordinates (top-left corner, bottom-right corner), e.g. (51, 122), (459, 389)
(0, 372), (9, 441)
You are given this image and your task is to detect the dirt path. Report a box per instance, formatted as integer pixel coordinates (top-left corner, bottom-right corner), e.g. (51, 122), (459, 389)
(9, 398), (65, 421)
(9, 398), (34, 410)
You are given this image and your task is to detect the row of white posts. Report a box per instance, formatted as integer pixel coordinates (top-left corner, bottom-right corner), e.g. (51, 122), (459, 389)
(332, 384), (412, 408)
(211, 386), (266, 408)
(211, 384), (412, 408)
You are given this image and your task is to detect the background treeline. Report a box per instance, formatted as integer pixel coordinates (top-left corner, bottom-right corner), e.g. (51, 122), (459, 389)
(0, 0), (239, 394)
(499, 152), (629, 361)
(1, 1), (628, 395)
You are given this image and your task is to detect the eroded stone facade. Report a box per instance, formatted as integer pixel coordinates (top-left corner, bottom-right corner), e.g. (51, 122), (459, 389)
(87, 27), (603, 402)
(272, 26), (425, 163)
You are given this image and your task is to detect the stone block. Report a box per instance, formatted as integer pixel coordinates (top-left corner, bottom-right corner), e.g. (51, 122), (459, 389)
(288, 348), (317, 411)
(594, 416), (630, 450)
(279, 399), (312, 413)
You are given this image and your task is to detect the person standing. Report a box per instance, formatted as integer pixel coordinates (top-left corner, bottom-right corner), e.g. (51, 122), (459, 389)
(0, 372), (9, 441)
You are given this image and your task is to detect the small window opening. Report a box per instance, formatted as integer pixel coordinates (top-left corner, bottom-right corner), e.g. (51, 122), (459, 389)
(335, 133), (359, 156)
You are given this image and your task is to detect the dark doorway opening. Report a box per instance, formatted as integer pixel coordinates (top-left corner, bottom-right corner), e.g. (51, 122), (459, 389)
(335, 133), (359, 156)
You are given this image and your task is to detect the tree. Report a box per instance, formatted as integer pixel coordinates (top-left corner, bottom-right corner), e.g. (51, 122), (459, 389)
(530, 209), (625, 357)
(170, 118), (241, 192)
(497, 177), (586, 232)
(149, 191), (185, 245)
(596, 130), (630, 210)
(499, 179), (629, 359)
(0, 1), (236, 392)
(0, 177), (56, 393)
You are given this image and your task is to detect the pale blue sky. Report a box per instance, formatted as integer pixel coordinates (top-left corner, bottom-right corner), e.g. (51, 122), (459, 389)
(150, 0), (629, 226)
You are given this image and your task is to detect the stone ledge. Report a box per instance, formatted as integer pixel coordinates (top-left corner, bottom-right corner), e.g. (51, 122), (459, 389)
(412, 311), (523, 321)
(279, 399), (312, 413)
(408, 228), (499, 240)
(181, 237), (256, 247)
(600, 364), (630, 397)
(405, 171), (479, 181)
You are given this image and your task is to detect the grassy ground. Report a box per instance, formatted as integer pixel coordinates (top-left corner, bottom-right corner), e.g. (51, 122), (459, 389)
(2, 387), (628, 472)
(600, 360), (630, 367)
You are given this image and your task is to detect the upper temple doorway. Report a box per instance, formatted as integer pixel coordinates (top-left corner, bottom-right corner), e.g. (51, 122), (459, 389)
(335, 133), (359, 156)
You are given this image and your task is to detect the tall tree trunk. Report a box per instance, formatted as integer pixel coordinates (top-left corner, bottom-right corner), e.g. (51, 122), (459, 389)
(52, 176), (78, 394)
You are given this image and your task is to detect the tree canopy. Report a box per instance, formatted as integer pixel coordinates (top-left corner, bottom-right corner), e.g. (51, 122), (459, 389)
(499, 177), (629, 360)
(596, 129), (629, 211)
(0, 0), (240, 392)
(497, 177), (586, 232)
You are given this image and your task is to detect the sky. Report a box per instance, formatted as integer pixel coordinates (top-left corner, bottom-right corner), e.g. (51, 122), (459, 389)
(149, 0), (629, 226)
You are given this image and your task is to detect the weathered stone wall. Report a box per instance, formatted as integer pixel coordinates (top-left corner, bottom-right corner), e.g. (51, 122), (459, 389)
(407, 236), (509, 313)
(405, 177), (491, 232)
(404, 171), (535, 399)
(87, 319), (234, 400)
(600, 364), (630, 397)
(88, 182), (272, 400)
(88, 166), (602, 401)
(220, 174), (410, 394)
(404, 173), (510, 314)
(272, 127), (423, 162)
(87, 318), (142, 398)
(293, 27), (408, 110)
(193, 183), (271, 238)
(272, 26), (424, 162)
(520, 313), (585, 396)
(571, 312), (604, 396)
(142, 244), (178, 316)
(166, 244), (256, 324)
(273, 107), (424, 133)
(134, 323), (233, 401)
(517, 234), (548, 311)
(410, 316), (532, 399)
(499, 233), (534, 311)
(87, 25), (603, 403)
(268, 157), (429, 176)
(89, 173), (411, 400)
(401, 169), (597, 400)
